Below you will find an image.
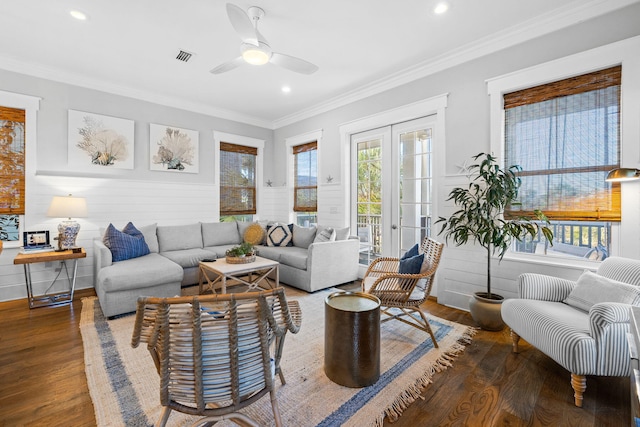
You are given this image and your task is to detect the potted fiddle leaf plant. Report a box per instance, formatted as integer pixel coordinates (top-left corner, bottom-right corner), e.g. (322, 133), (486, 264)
(436, 152), (553, 331)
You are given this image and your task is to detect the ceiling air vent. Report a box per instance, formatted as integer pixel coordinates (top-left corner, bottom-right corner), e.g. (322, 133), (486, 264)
(176, 50), (194, 62)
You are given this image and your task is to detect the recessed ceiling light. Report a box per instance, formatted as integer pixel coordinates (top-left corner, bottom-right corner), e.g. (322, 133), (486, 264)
(282, 86), (291, 94)
(434, 2), (449, 14)
(70, 10), (88, 21)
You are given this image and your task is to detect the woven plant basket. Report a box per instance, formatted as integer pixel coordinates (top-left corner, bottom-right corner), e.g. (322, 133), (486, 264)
(226, 254), (256, 264)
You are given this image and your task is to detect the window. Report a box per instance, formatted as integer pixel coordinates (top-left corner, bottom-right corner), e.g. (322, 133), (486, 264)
(219, 142), (257, 220)
(0, 105), (26, 243)
(503, 66), (621, 259)
(293, 141), (317, 226)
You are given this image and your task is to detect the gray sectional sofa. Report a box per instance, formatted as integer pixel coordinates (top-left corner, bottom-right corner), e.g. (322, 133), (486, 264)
(93, 221), (360, 317)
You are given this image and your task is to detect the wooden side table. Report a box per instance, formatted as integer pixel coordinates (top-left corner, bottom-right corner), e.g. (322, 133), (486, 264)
(13, 248), (86, 308)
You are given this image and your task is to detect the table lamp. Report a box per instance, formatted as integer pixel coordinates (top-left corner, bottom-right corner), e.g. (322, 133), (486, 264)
(46, 194), (88, 250)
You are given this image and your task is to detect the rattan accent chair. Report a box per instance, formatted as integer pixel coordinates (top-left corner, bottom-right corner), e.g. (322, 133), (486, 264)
(362, 237), (444, 348)
(131, 287), (301, 427)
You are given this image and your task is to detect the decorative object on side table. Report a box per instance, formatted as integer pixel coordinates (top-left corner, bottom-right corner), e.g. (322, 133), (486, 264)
(225, 242), (256, 264)
(436, 152), (554, 331)
(46, 194), (88, 250)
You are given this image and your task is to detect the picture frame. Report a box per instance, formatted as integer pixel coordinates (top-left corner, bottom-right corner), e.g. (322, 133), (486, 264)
(149, 124), (199, 173)
(68, 110), (135, 171)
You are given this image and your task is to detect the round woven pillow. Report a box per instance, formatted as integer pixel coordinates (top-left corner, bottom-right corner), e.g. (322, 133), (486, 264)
(244, 223), (265, 245)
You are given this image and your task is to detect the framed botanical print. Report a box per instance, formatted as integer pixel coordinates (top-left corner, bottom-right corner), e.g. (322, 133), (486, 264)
(68, 110), (135, 171)
(149, 124), (199, 173)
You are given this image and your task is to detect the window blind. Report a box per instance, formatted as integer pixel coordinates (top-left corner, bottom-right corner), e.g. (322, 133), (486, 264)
(219, 142), (257, 215)
(0, 106), (26, 215)
(293, 141), (317, 212)
(504, 66), (621, 222)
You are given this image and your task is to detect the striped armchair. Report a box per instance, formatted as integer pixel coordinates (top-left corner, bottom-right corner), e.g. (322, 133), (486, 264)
(502, 256), (640, 407)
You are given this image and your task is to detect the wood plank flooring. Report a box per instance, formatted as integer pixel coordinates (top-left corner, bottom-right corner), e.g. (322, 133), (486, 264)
(0, 285), (630, 427)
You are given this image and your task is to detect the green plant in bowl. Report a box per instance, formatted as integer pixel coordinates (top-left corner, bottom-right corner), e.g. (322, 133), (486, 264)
(226, 242), (255, 257)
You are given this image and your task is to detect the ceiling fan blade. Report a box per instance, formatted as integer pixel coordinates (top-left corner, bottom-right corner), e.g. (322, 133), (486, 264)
(210, 57), (245, 74)
(226, 3), (258, 46)
(270, 53), (318, 75)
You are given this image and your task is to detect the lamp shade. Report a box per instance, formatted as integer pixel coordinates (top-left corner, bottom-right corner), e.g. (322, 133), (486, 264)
(605, 168), (640, 182)
(47, 194), (88, 219)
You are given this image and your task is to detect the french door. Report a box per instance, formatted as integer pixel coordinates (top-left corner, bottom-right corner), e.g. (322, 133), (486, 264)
(352, 115), (435, 266)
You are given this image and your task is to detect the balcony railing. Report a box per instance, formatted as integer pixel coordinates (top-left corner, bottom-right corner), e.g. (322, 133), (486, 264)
(359, 215), (610, 263)
(515, 220), (610, 260)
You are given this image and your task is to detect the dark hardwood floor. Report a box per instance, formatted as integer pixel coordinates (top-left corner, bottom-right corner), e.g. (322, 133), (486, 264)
(0, 284), (630, 427)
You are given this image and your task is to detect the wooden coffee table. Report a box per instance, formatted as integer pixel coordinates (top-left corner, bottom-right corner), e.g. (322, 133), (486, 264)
(198, 256), (279, 294)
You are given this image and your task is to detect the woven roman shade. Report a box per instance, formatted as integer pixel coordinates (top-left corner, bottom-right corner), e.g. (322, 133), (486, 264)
(504, 65), (621, 222)
(293, 141), (317, 212)
(0, 106), (26, 215)
(220, 142), (257, 215)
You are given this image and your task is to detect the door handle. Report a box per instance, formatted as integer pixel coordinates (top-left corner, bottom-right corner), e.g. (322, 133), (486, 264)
(391, 224), (398, 230)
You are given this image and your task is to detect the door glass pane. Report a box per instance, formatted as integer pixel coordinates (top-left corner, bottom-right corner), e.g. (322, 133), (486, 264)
(356, 138), (382, 265)
(399, 128), (432, 255)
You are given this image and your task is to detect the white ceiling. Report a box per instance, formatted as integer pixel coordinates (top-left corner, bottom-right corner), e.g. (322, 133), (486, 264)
(0, 0), (636, 128)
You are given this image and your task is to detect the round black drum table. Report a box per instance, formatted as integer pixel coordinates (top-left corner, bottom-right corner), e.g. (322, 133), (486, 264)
(324, 291), (381, 387)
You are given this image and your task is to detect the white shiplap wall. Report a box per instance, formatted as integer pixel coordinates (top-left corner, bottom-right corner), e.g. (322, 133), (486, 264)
(436, 174), (600, 311)
(0, 172), (217, 302)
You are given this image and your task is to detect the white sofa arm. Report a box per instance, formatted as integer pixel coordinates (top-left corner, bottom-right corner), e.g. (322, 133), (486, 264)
(518, 273), (576, 301)
(93, 239), (113, 281)
(306, 238), (359, 290)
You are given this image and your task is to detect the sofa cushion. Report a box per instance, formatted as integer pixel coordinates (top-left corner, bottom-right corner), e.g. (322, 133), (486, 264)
(138, 223), (159, 253)
(161, 248), (216, 269)
(267, 223), (293, 247)
(202, 222), (241, 247)
(292, 225), (316, 249)
(237, 221), (253, 241)
(204, 244), (238, 258)
(157, 223), (203, 251)
(244, 223), (266, 245)
(334, 227), (350, 241)
(254, 245), (282, 262)
(97, 253), (183, 293)
(314, 226), (336, 243)
(103, 223), (150, 262)
(501, 299), (594, 373)
(277, 247), (308, 270)
(563, 270), (640, 312)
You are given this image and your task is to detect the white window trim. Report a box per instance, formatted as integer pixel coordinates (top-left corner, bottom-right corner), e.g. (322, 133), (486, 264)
(0, 90), (40, 248)
(285, 129), (322, 224)
(213, 131), (265, 222)
(339, 93), (448, 232)
(486, 35), (640, 260)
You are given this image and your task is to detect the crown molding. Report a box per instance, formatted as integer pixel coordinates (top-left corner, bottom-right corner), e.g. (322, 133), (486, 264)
(0, 56), (273, 129)
(0, 0), (636, 131)
(272, 0), (639, 129)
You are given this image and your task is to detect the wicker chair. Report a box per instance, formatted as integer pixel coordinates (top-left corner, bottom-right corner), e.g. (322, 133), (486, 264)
(131, 287), (302, 427)
(362, 237), (444, 348)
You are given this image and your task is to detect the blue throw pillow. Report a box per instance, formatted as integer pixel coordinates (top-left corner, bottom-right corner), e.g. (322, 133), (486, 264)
(401, 244), (420, 260)
(399, 253), (424, 274)
(103, 222), (150, 262)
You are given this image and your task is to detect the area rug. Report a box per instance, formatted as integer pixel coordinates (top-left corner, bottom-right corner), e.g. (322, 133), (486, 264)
(80, 287), (475, 427)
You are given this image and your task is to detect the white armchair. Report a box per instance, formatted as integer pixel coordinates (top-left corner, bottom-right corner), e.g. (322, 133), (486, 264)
(502, 256), (640, 407)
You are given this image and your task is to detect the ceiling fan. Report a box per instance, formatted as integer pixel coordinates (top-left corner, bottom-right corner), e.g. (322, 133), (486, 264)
(210, 3), (319, 75)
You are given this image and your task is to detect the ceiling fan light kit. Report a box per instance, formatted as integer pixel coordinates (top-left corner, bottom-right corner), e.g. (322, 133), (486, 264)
(241, 42), (271, 65)
(211, 3), (318, 75)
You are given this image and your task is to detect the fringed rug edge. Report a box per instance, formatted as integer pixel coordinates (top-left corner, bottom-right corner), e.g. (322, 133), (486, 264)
(374, 325), (478, 427)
